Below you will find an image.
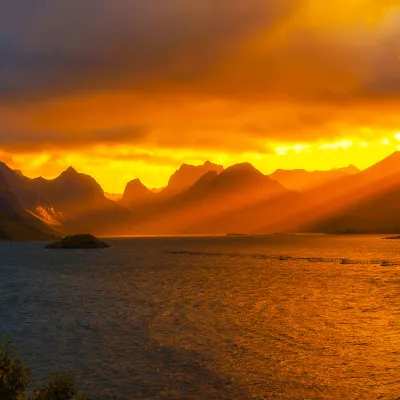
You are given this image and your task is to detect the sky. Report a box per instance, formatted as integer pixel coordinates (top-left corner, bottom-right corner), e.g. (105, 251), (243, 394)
(1, 0), (400, 192)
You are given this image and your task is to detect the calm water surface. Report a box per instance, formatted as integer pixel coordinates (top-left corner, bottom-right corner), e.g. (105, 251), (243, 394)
(1, 235), (400, 399)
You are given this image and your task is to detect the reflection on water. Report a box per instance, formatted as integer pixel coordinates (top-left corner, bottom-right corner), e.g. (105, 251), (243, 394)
(1, 235), (400, 399)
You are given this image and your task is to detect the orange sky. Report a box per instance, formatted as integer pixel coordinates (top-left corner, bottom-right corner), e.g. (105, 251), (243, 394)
(1, 1), (400, 192)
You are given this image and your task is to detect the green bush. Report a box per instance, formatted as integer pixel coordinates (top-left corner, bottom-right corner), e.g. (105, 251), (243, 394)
(0, 333), (30, 400)
(32, 372), (86, 400)
(0, 333), (88, 400)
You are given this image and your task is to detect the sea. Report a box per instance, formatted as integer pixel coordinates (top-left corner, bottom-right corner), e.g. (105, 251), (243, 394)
(1, 234), (400, 400)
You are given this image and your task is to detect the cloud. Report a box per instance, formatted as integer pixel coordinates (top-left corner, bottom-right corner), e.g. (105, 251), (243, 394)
(92, 152), (180, 167)
(200, 1), (400, 102)
(2, 0), (400, 192)
(0, 0), (293, 99)
(1, 0), (399, 102)
(0, 125), (149, 152)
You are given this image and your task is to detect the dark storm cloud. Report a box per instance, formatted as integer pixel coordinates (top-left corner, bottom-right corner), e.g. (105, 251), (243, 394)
(1, 0), (399, 103)
(0, 0), (293, 99)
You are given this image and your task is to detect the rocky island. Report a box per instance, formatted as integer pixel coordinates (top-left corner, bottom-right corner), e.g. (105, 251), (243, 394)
(45, 234), (110, 249)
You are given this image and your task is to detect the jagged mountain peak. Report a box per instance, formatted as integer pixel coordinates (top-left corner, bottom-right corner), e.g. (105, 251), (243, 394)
(54, 167), (104, 193)
(336, 165), (360, 174)
(163, 161), (224, 195)
(60, 166), (80, 177)
(123, 178), (150, 195)
(222, 162), (264, 177)
(120, 178), (152, 208)
(127, 178), (144, 186)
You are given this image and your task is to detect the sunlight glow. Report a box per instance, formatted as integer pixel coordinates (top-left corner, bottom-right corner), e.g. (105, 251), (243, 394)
(293, 144), (310, 153)
(319, 140), (353, 150)
(276, 147), (289, 156)
(8, 132), (400, 193)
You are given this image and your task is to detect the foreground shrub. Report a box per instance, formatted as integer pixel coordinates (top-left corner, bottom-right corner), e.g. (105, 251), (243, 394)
(33, 372), (88, 400)
(0, 333), (88, 400)
(0, 334), (30, 400)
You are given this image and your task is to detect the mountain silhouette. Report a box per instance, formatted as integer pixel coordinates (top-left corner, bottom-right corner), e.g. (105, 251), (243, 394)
(6, 153), (400, 237)
(258, 152), (400, 234)
(162, 161), (224, 195)
(0, 172), (59, 241)
(119, 179), (153, 208)
(337, 165), (360, 174)
(270, 166), (360, 192)
(0, 162), (61, 225)
(32, 167), (110, 218)
(310, 152), (400, 233)
(118, 163), (293, 234)
(31, 167), (130, 235)
(105, 192), (123, 202)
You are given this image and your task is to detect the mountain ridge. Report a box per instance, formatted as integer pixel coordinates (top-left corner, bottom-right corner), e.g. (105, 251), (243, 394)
(119, 178), (153, 208)
(270, 165), (360, 191)
(115, 163), (292, 235)
(0, 171), (59, 241)
(3, 153), (400, 238)
(161, 161), (224, 196)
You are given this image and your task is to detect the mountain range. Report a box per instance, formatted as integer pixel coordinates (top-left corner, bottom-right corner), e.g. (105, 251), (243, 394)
(2, 153), (400, 240)
(270, 165), (360, 191)
(0, 166), (59, 241)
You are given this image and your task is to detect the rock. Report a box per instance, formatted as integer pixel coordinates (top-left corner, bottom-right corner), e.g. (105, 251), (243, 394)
(45, 234), (110, 249)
